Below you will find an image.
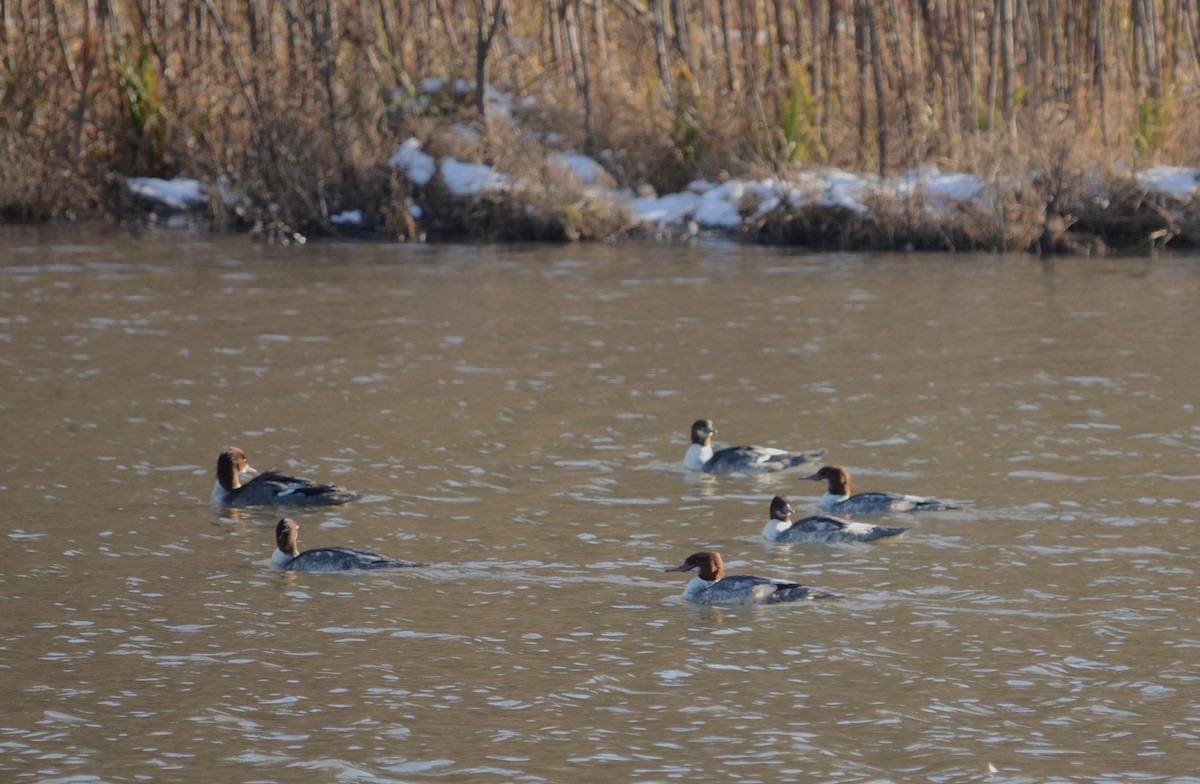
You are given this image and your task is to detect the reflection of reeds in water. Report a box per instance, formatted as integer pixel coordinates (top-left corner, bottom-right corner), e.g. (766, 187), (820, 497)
(3, 1), (1198, 249)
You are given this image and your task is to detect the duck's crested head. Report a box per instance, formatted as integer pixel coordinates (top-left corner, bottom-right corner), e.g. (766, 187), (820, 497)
(216, 446), (255, 491)
(770, 495), (794, 522)
(664, 550), (724, 581)
(690, 419), (716, 445)
(275, 517), (301, 556)
(807, 465), (850, 494)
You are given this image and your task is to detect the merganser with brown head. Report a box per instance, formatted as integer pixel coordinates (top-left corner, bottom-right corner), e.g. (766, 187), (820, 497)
(762, 495), (907, 543)
(212, 446), (357, 507)
(683, 419), (825, 475)
(272, 518), (426, 572)
(664, 551), (837, 604)
(806, 465), (962, 517)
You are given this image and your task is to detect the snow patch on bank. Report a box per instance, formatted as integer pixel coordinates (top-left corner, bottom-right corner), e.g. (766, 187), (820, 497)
(127, 177), (204, 210)
(388, 139), (437, 187)
(123, 78), (1200, 238)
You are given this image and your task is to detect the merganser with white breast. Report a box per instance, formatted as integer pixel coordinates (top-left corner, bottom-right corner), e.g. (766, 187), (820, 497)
(683, 419), (826, 475)
(212, 446), (357, 507)
(664, 551), (838, 604)
(762, 495), (907, 543)
(806, 465), (962, 517)
(272, 518), (426, 572)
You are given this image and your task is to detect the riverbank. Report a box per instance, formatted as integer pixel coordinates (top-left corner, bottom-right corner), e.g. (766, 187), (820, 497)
(124, 151), (1200, 254)
(7, 1), (1200, 254)
(119, 79), (1200, 255)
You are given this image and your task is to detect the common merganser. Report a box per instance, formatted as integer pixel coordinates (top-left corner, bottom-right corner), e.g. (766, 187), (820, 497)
(683, 419), (826, 475)
(212, 446), (357, 507)
(272, 518), (426, 572)
(664, 551), (837, 604)
(806, 465), (961, 516)
(762, 495), (907, 543)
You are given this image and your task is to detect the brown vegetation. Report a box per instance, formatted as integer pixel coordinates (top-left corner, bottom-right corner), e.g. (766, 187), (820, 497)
(2, 0), (1200, 251)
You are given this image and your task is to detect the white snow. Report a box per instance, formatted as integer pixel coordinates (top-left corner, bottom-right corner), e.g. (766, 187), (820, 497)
(450, 123), (481, 143)
(440, 159), (509, 197)
(816, 170), (873, 213)
(122, 76), (1200, 238)
(548, 152), (608, 185)
(692, 181), (746, 229)
(1136, 165), (1198, 201)
(632, 179), (782, 228)
(419, 77), (447, 94)
(126, 177), (204, 210)
(388, 139), (437, 186)
(632, 190), (700, 226)
(329, 209), (363, 226)
(895, 167), (987, 202)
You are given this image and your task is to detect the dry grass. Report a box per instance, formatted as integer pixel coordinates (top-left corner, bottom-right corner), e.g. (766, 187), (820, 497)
(752, 186), (1044, 254)
(413, 120), (635, 241)
(3, 1), (1200, 251)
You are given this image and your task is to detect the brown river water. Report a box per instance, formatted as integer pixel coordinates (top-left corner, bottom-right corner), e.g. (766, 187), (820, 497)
(2, 227), (1199, 783)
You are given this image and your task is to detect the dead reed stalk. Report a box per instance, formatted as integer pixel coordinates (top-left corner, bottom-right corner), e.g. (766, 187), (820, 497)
(2, 0), (1199, 246)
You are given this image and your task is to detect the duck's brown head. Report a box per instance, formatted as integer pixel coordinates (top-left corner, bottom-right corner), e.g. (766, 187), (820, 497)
(664, 551), (724, 581)
(769, 495), (794, 522)
(216, 446), (255, 491)
(806, 465), (850, 495)
(690, 419), (716, 446)
(275, 517), (301, 556)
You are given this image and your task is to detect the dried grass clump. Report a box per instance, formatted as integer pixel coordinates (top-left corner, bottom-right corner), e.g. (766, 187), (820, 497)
(1172, 202), (1200, 248)
(419, 173), (633, 242)
(752, 182), (1043, 253)
(853, 185), (1043, 252)
(440, 187), (630, 242)
(1052, 170), (1184, 252)
(988, 112), (1196, 254)
(0, 102), (110, 222)
(578, 78), (768, 197)
(190, 73), (398, 241)
(393, 115), (634, 241)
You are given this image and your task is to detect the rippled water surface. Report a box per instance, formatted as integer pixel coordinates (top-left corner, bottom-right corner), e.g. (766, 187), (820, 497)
(3, 227), (1200, 783)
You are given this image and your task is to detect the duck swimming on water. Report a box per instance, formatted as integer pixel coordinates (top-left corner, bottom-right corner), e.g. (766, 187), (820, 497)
(761, 495), (907, 543)
(664, 550), (838, 604)
(272, 518), (426, 572)
(682, 419), (826, 475)
(211, 446), (357, 507)
(806, 465), (962, 517)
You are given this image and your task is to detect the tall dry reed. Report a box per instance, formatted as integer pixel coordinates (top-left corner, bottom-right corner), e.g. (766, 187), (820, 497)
(2, 0), (1199, 240)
